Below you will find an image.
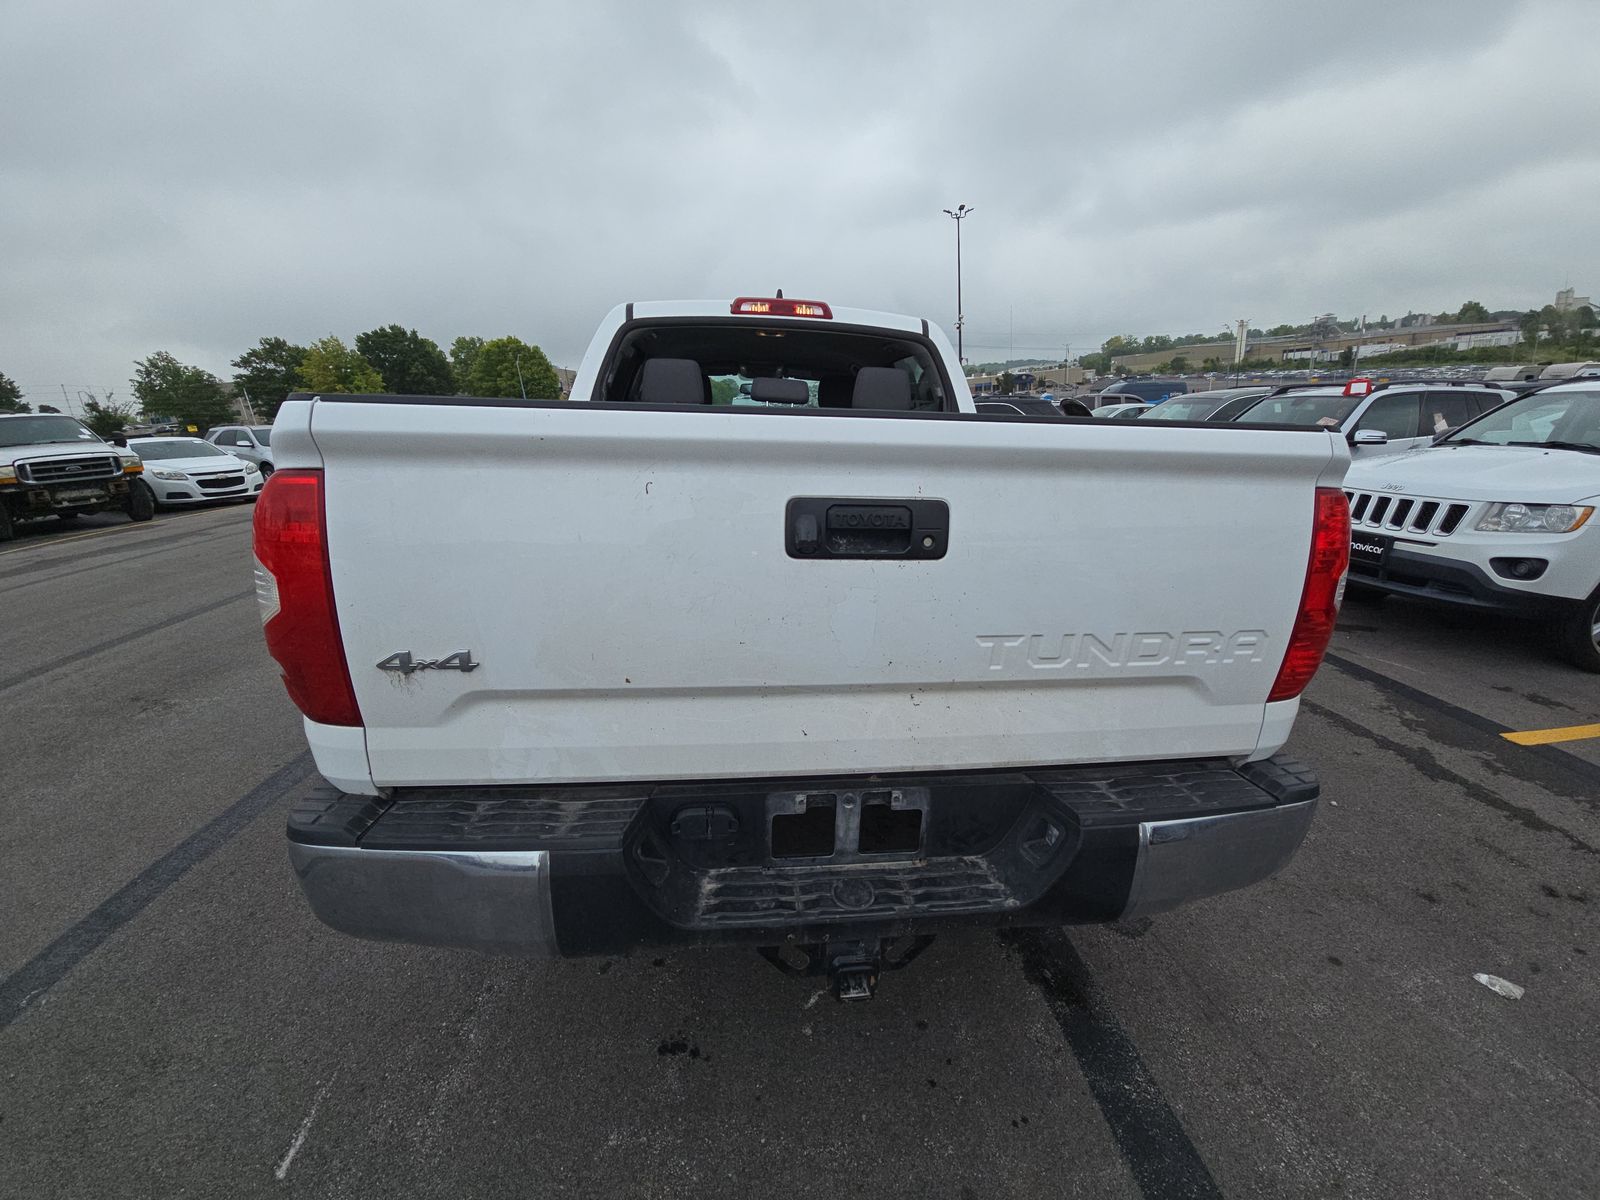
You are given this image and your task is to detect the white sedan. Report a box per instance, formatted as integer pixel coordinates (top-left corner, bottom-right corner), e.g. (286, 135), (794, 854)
(124, 436), (264, 506)
(1093, 402), (1152, 419)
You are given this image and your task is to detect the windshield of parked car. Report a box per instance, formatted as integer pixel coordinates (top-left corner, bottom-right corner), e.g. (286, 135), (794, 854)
(251, 427), (272, 444)
(0, 415), (102, 448)
(129, 438), (231, 460)
(1140, 397), (1225, 421)
(1235, 391), (1360, 427)
(1441, 389), (1600, 451)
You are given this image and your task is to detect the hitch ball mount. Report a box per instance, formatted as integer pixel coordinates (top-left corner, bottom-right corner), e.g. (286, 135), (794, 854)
(757, 935), (936, 1001)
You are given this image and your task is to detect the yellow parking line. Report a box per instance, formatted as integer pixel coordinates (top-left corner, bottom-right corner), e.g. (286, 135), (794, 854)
(1501, 723), (1600, 747)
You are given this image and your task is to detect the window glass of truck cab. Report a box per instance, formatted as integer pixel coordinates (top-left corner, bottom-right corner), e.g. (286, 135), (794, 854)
(602, 321), (952, 412)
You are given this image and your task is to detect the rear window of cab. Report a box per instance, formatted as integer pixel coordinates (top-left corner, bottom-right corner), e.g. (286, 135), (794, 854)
(598, 317), (954, 413)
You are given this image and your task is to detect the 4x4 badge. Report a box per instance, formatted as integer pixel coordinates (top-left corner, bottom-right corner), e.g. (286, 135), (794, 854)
(377, 650), (479, 674)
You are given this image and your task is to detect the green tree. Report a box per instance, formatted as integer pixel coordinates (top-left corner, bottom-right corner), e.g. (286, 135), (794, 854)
(39, 404), (61, 413)
(1454, 300), (1490, 324)
(131, 351), (235, 431)
(1537, 304), (1570, 348)
(81, 394), (134, 438)
(1337, 347), (1355, 369)
(465, 336), (559, 399)
(1266, 323), (1298, 337)
(995, 370), (1017, 394)
(0, 370), (27, 413)
(298, 336), (385, 394)
(1167, 355), (1190, 374)
(449, 336), (485, 393)
(1519, 309), (1542, 348)
(232, 337), (308, 422)
(355, 325), (453, 395)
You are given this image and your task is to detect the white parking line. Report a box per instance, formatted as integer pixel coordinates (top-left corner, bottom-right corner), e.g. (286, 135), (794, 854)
(273, 1069), (338, 1181)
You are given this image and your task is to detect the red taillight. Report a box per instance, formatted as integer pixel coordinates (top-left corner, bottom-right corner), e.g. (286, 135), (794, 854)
(252, 469), (361, 726)
(1267, 487), (1350, 702)
(730, 297), (833, 319)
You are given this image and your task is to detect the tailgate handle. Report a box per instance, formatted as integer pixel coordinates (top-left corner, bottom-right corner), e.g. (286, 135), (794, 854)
(786, 498), (948, 560)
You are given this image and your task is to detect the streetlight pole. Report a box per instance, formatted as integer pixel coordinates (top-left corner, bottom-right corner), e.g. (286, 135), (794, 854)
(942, 204), (974, 365)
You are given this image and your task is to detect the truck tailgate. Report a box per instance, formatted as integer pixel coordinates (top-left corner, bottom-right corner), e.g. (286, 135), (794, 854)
(310, 401), (1343, 787)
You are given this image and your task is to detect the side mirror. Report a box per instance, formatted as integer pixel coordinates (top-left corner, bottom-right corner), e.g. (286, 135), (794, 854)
(1351, 429), (1389, 446)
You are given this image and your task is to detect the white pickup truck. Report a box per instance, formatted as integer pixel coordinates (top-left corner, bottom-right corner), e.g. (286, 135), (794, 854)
(258, 296), (1351, 998)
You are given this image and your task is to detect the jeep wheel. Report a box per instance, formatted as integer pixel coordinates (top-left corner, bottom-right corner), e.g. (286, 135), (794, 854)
(127, 480), (156, 523)
(258, 462), (274, 478)
(1555, 591), (1600, 674)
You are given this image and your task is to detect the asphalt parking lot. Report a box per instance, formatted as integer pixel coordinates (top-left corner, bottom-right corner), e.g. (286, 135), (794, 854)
(2, 507), (1596, 1199)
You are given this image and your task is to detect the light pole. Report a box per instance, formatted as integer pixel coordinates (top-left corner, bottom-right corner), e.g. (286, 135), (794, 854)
(942, 204), (974, 364)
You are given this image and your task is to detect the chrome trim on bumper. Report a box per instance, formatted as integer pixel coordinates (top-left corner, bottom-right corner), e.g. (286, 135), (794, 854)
(287, 842), (558, 956)
(1122, 799), (1317, 919)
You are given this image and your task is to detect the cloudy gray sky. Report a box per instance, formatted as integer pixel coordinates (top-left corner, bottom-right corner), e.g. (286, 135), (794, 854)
(5, 0), (1598, 406)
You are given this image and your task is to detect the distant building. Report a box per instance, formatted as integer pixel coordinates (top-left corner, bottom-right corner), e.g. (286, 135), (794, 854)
(1452, 330), (1522, 350)
(966, 364), (1089, 394)
(1108, 318), (1524, 373)
(1554, 287), (1593, 313)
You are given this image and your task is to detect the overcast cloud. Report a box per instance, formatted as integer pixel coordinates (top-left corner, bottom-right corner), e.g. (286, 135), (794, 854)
(5, 0), (1599, 405)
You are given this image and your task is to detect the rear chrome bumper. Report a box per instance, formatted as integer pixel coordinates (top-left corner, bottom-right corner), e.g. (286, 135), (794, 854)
(286, 755), (1319, 957)
(287, 843), (559, 956)
(1122, 800), (1317, 919)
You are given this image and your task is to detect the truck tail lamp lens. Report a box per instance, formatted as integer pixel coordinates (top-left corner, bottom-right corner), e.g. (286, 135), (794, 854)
(1268, 487), (1350, 703)
(252, 469), (362, 726)
(730, 297), (833, 319)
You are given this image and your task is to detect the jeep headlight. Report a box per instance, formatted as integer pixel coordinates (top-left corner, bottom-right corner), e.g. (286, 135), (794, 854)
(1475, 503), (1594, 533)
(0, 465), (16, 485)
(243, 461), (260, 475)
(151, 468), (189, 481)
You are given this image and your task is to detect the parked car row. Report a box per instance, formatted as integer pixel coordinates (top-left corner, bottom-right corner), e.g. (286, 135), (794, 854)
(968, 375), (1597, 671)
(1341, 380), (1600, 672)
(0, 412), (266, 540)
(1230, 379), (1515, 459)
(125, 436), (266, 506)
